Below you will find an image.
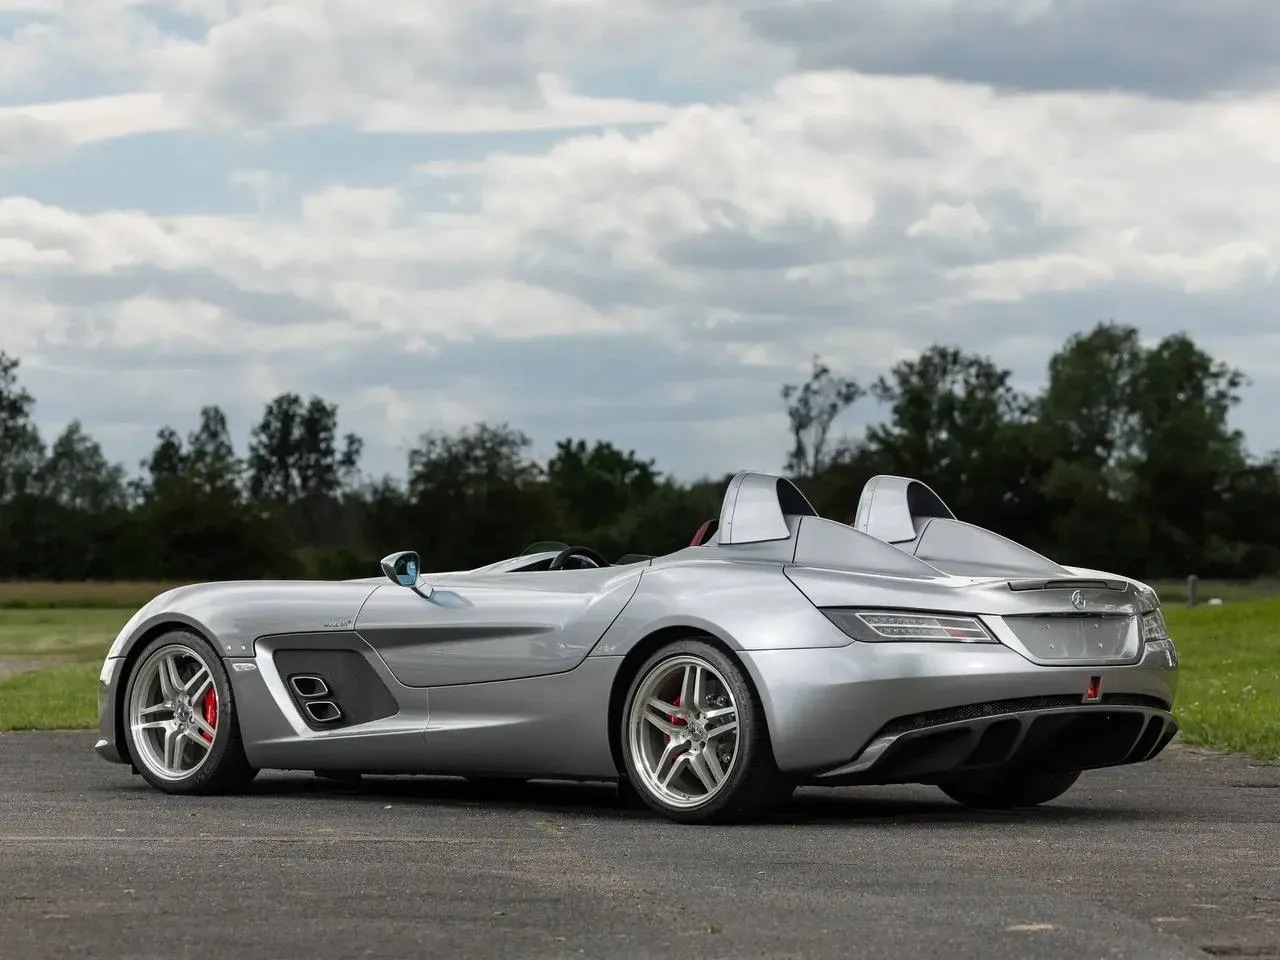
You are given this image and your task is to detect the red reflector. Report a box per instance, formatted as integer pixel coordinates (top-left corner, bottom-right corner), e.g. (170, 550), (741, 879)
(1084, 676), (1101, 702)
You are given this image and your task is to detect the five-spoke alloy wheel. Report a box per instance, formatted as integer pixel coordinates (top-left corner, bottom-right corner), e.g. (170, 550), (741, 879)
(621, 639), (793, 824)
(122, 630), (256, 794)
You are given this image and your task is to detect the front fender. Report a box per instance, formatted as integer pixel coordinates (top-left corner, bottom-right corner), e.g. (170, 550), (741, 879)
(97, 580), (381, 768)
(106, 581), (382, 661)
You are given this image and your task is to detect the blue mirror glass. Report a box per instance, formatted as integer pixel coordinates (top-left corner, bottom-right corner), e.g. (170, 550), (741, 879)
(395, 557), (418, 586)
(379, 550), (423, 589)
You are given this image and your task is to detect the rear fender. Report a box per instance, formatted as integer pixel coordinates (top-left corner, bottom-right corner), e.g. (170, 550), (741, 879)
(590, 561), (850, 657)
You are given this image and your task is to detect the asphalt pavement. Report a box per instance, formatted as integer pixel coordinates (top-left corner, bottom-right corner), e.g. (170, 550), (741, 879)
(1, 732), (1278, 959)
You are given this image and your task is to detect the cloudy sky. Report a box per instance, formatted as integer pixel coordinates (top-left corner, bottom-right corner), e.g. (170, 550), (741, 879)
(2, 0), (1279, 483)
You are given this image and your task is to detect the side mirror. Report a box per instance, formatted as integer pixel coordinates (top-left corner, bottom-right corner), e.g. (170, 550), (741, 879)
(380, 551), (431, 598)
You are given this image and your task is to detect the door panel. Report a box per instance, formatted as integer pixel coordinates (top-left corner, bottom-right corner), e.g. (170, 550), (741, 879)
(352, 566), (644, 687)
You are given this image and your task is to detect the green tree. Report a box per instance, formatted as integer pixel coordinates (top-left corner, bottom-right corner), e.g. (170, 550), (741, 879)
(246, 393), (365, 565)
(1215, 455), (1280, 576)
(0, 353), (47, 577)
(39, 421), (127, 514)
(1036, 322), (1146, 492)
(17, 421), (131, 579)
(1034, 321), (1260, 575)
(184, 406), (243, 499)
(247, 393), (363, 503)
(595, 477), (727, 557)
(0, 352), (44, 505)
(404, 423), (563, 570)
(247, 393), (307, 503)
(780, 356), (864, 478)
(546, 439), (659, 534)
(132, 408), (290, 580)
(1127, 330), (1252, 575)
(0, 322), (1276, 585)
(860, 345), (1047, 542)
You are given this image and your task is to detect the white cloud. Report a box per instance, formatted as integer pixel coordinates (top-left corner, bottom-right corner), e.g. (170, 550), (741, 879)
(454, 73), (1280, 329)
(0, 81), (672, 150)
(0, 2), (174, 96)
(156, 1), (684, 133)
(360, 78), (677, 134)
(0, 0), (684, 141)
(0, 112), (71, 166)
(8, 72), (1280, 326)
(0, 93), (187, 149)
(907, 202), (990, 241)
(725, 0), (1280, 98)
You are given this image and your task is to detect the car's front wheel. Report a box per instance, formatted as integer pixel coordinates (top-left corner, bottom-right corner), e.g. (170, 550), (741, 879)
(938, 768), (1081, 809)
(620, 639), (793, 824)
(121, 630), (257, 794)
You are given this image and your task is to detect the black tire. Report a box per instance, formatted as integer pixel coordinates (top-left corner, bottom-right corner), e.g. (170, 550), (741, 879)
(121, 629), (257, 795)
(938, 768), (1081, 809)
(619, 638), (794, 824)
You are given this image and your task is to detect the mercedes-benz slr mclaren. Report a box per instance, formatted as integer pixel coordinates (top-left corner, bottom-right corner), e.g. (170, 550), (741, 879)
(94, 472), (1179, 824)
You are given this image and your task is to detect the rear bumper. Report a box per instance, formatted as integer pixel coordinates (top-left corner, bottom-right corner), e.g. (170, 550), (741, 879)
(810, 697), (1175, 786)
(740, 636), (1178, 779)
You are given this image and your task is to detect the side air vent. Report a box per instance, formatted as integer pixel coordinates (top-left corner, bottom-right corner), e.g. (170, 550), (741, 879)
(304, 700), (343, 724)
(272, 648), (400, 731)
(289, 675), (330, 698)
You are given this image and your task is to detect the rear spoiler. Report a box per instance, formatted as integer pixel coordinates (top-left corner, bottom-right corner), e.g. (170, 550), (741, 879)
(1006, 577), (1130, 592)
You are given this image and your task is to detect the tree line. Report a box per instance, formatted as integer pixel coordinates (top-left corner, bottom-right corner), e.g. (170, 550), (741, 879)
(1, 320), (1278, 583)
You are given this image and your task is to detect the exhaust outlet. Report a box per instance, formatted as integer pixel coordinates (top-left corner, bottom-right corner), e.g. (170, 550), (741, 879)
(304, 700), (343, 724)
(289, 675), (330, 698)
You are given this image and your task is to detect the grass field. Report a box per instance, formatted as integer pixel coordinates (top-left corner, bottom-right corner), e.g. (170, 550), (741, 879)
(0, 661), (103, 730)
(1168, 599), (1280, 760)
(1149, 577), (1280, 605)
(0, 580), (184, 609)
(0, 607), (131, 730)
(0, 583), (1277, 763)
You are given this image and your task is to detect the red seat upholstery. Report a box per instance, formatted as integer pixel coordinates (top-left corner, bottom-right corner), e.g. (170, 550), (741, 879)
(689, 519), (719, 546)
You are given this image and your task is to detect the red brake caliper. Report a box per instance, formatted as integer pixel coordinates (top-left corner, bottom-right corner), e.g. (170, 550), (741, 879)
(668, 696), (686, 740)
(201, 688), (218, 743)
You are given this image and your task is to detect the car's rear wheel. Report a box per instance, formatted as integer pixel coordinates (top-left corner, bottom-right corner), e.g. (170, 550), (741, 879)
(938, 768), (1080, 809)
(122, 630), (257, 795)
(620, 639), (793, 824)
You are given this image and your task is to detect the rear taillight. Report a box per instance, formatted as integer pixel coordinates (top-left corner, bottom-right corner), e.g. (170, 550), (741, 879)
(822, 609), (997, 643)
(1141, 609), (1169, 642)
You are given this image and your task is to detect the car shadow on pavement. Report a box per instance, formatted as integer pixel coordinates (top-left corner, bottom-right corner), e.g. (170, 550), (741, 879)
(776, 787), (1169, 826)
(145, 772), (1170, 827)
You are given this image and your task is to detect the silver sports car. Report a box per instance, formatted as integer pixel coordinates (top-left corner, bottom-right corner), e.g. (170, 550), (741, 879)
(95, 472), (1179, 824)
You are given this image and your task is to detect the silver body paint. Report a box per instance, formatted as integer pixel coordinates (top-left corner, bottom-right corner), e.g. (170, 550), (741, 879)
(96, 472), (1179, 786)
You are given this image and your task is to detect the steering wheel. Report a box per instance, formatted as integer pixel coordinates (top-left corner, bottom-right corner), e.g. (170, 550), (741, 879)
(548, 545), (611, 570)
